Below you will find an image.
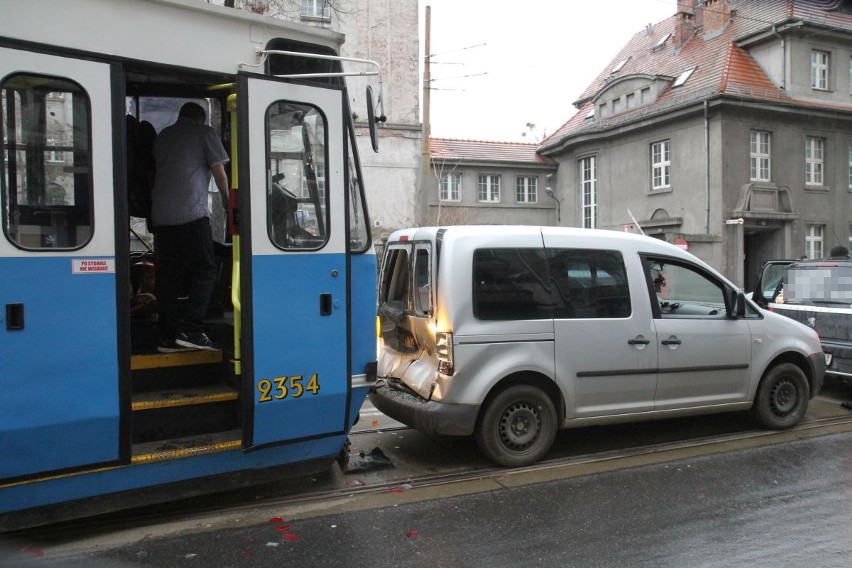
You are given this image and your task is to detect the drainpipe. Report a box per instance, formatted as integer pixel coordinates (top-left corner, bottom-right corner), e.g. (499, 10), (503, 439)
(704, 100), (710, 235)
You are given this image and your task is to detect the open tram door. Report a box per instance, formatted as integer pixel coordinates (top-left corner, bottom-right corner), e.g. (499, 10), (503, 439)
(236, 72), (355, 448)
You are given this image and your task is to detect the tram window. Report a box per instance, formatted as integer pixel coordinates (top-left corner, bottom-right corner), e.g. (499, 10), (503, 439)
(1, 73), (93, 250)
(347, 125), (370, 253)
(266, 101), (328, 250)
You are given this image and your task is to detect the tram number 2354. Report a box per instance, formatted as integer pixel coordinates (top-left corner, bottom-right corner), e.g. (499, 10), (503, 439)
(257, 374), (320, 402)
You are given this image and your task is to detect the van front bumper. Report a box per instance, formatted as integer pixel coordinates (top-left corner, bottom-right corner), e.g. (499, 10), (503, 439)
(369, 379), (479, 437)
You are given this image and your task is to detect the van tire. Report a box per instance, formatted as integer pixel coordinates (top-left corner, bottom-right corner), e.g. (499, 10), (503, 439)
(474, 385), (557, 467)
(751, 363), (808, 430)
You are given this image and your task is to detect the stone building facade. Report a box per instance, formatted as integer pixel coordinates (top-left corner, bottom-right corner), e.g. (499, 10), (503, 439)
(539, 0), (852, 288)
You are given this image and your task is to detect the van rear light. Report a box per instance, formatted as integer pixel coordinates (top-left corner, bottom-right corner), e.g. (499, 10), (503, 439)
(436, 331), (454, 375)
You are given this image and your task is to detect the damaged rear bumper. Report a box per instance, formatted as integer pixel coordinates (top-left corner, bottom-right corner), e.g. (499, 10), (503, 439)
(369, 379), (479, 437)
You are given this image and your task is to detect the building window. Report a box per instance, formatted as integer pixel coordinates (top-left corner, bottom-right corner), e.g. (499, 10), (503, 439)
(478, 174), (501, 203)
(626, 93), (635, 108)
(805, 136), (825, 186)
(849, 56), (852, 93)
(580, 156), (597, 229)
(440, 173), (461, 202)
(612, 98), (621, 114)
(641, 87), (651, 104)
(750, 131), (771, 182)
(300, 0), (330, 20)
(651, 140), (671, 190)
(848, 141), (852, 189)
(806, 224), (824, 259)
(516, 176), (537, 203)
(811, 50), (830, 90)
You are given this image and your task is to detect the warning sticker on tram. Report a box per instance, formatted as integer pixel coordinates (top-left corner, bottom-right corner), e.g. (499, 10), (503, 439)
(72, 259), (116, 274)
(257, 374), (320, 402)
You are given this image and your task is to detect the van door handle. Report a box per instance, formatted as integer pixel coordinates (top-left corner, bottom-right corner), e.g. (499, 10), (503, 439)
(661, 337), (682, 345)
(628, 336), (651, 345)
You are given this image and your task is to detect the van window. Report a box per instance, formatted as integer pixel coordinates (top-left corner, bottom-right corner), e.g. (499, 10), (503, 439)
(380, 246), (409, 306)
(473, 248), (551, 320)
(413, 246), (431, 315)
(1, 73), (93, 250)
(644, 257), (727, 318)
(546, 249), (631, 318)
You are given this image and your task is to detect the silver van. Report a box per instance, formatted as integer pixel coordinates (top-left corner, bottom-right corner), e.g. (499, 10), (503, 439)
(372, 226), (825, 466)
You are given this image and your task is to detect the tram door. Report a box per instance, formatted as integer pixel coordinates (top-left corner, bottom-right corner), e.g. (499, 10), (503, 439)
(238, 73), (351, 447)
(0, 49), (120, 478)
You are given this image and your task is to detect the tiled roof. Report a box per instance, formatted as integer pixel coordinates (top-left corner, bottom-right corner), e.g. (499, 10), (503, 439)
(539, 0), (852, 153)
(430, 138), (557, 166)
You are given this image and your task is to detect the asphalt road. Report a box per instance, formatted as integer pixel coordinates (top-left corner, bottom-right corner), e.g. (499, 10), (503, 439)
(12, 429), (852, 567)
(5, 378), (852, 567)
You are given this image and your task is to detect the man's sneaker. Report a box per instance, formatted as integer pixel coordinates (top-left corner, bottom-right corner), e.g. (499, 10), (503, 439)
(157, 339), (193, 354)
(175, 330), (218, 351)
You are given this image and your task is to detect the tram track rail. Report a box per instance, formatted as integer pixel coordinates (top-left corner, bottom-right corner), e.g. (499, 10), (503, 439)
(8, 410), (852, 552)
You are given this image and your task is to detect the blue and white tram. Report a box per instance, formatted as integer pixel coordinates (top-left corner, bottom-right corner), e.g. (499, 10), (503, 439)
(0, 0), (378, 527)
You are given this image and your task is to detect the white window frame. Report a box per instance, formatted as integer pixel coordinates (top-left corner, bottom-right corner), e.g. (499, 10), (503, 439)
(750, 130), (771, 182)
(811, 50), (830, 90)
(580, 156), (597, 229)
(300, 0), (330, 20)
(516, 176), (537, 203)
(848, 56), (852, 94)
(440, 172), (462, 202)
(478, 174), (501, 203)
(805, 136), (825, 186)
(806, 224), (824, 259)
(651, 140), (671, 190)
(848, 141), (852, 189)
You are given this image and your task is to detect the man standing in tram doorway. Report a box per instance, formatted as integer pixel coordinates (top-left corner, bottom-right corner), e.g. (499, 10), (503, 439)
(151, 102), (229, 352)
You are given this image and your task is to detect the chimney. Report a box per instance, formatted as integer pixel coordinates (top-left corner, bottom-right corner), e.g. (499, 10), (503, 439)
(674, 0), (696, 49)
(702, 0), (732, 36)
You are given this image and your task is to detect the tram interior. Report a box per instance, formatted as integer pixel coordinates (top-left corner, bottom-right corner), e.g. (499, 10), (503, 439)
(123, 66), (243, 455)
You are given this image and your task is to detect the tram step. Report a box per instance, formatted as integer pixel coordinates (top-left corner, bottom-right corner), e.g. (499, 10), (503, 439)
(132, 349), (223, 370)
(132, 383), (238, 411)
(131, 350), (227, 393)
(131, 429), (242, 465)
(131, 384), (240, 443)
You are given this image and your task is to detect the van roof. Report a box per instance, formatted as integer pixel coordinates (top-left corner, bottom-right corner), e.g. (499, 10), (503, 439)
(386, 224), (730, 285)
(389, 225), (681, 251)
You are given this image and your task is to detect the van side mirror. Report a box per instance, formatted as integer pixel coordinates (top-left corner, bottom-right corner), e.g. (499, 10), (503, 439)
(729, 290), (746, 318)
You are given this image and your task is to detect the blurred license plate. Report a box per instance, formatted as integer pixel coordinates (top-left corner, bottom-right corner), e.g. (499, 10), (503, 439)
(825, 353), (833, 366)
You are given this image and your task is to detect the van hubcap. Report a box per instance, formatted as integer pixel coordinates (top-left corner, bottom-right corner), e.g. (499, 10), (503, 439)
(499, 401), (540, 450)
(771, 378), (797, 415)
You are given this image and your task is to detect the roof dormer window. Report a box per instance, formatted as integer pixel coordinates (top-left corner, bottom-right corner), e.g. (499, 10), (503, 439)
(673, 66), (697, 87)
(653, 33), (671, 50)
(611, 57), (630, 74)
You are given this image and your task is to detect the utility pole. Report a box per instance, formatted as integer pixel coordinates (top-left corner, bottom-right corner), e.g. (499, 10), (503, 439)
(422, 5), (431, 177)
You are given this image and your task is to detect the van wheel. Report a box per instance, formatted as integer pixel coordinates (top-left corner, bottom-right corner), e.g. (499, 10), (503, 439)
(474, 385), (557, 467)
(751, 363), (808, 430)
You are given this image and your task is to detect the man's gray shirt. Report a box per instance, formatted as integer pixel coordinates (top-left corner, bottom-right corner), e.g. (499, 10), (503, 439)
(151, 117), (229, 227)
